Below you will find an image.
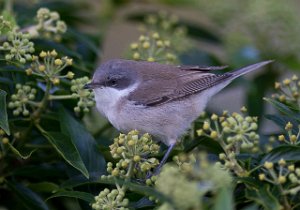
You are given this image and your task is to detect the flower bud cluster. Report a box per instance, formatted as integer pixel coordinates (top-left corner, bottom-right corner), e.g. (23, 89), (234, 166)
(104, 130), (160, 179)
(71, 77), (95, 113)
(26, 50), (73, 85)
(156, 164), (202, 210)
(173, 153), (195, 174)
(35, 8), (67, 41)
(91, 188), (129, 210)
(140, 11), (189, 53)
(277, 122), (300, 145)
(197, 110), (259, 153)
(259, 159), (300, 195)
(8, 84), (37, 116)
(156, 152), (232, 210)
(144, 12), (179, 31)
(174, 153), (232, 189)
(0, 16), (12, 35)
(196, 109), (257, 176)
(129, 33), (177, 64)
(272, 75), (300, 106)
(0, 31), (34, 63)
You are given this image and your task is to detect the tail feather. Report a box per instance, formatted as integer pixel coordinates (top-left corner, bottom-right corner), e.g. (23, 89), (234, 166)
(230, 60), (273, 78)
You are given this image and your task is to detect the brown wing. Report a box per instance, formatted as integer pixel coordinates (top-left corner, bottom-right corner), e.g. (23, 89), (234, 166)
(178, 65), (228, 71)
(128, 71), (232, 107)
(127, 60), (271, 107)
(172, 74), (231, 98)
(128, 78), (178, 106)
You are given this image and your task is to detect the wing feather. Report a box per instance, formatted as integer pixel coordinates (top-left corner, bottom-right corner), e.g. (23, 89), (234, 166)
(127, 60), (271, 107)
(178, 65), (228, 71)
(174, 74), (231, 98)
(129, 72), (232, 107)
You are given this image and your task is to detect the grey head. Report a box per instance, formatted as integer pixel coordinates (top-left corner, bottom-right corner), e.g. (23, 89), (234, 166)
(85, 59), (140, 90)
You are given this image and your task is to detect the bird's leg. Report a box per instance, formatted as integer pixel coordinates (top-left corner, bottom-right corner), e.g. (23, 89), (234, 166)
(154, 142), (176, 175)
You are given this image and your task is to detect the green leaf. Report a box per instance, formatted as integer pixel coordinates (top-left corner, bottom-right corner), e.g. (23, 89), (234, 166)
(235, 177), (261, 189)
(213, 187), (234, 210)
(265, 114), (298, 134)
(7, 181), (49, 210)
(184, 136), (223, 154)
(245, 185), (281, 210)
(60, 177), (93, 189)
(61, 177), (171, 204)
(28, 182), (60, 193)
(7, 142), (36, 159)
(0, 89), (10, 135)
(264, 98), (300, 121)
(261, 145), (300, 164)
(47, 190), (95, 203)
(38, 127), (89, 179)
(59, 108), (106, 175)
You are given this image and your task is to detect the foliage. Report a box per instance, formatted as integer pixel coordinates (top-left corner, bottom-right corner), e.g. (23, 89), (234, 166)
(1, 1), (300, 210)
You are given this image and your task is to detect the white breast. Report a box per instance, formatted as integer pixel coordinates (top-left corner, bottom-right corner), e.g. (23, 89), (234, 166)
(93, 84), (138, 129)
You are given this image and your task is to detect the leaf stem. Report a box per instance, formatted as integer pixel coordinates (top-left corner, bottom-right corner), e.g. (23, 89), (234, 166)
(125, 160), (134, 179)
(279, 184), (291, 210)
(32, 80), (51, 122)
(48, 94), (77, 100)
(121, 160), (134, 192)
(219, 139), (248, 177)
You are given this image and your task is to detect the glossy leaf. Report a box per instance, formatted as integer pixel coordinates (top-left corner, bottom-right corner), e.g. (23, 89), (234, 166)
(235, 177), (261, 189)
(184, 136), (223, 154)
(47, 190), (95, 203)
(265, 114), (298, 134)
(7, 181), (49, 210)
(38, 128), (89, 179)
(60, 174), (97, 189)
(0, 89), (10, 135)
(264, 98), (300, 121)
(246, 185), (281, 210)
(7, 142), (36, 159)
(261, 145), (300, 164)
(62, 176), (171, 204)
(59, 108), (106, 175)
(28, 182), (60, 193)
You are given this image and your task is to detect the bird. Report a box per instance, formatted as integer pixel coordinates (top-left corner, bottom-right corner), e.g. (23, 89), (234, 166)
(85, 59), (272, 170)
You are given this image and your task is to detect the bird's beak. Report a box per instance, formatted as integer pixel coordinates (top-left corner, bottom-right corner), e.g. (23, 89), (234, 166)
(84, 82), (102, 89)
(84, 83), (93, 89)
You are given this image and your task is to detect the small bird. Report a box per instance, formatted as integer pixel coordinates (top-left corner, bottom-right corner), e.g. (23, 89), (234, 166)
(85, 59), (272, 168)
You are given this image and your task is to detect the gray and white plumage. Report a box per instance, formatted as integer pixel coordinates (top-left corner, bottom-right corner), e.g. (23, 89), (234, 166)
(88, 59), (272, 146)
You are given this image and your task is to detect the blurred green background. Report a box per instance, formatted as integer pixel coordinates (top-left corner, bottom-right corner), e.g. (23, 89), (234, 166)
(1, 0), (300, 209)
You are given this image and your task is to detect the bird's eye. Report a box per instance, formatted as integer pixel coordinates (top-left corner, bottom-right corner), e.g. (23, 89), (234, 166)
(111, 79), (116, 85)
(108, 79), (117, 87)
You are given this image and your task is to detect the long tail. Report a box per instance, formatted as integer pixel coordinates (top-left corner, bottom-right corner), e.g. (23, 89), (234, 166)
(230, 60), (273, 78)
